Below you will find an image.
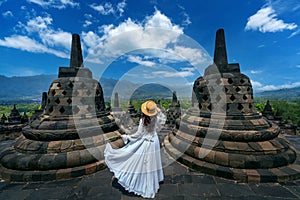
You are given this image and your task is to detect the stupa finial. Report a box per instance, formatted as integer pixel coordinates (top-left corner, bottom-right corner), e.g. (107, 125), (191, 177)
(70, 34), (84, 69)
(214, 28), (228, 67)
(58, 33), (92, 78)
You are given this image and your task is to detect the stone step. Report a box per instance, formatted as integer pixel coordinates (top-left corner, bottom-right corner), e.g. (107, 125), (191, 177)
(0, 160), (106, 182)
(164, 134), (300, 183)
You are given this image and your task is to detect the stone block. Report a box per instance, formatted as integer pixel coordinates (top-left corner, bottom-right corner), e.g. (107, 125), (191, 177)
(10, 171), (24, 182)
(215, 151), (228, 166)
(216, 166), (233, 179)
(228, 154), (245, 168)
(56, 168), (72, 180)
(79, 149), (96, 165)
(256, 169), (277, 182)
(67, 151), (80, 167)
(53, 153), (67, 169)
(258, 141), (277, 151)
(223, 141), (238, 151)
(40, 171), (56, 181)
(85, 162), (97, 175)
(47, 141), (61, 152)
(205, 149), (217, 163)
(38, 155), (56, 170)
(248, 142), (263, 151)
(71, 168), (86, 178)
(244, 169), (260, 183)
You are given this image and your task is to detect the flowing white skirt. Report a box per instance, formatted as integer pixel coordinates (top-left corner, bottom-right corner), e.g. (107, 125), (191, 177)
(104, 134), (164, 198)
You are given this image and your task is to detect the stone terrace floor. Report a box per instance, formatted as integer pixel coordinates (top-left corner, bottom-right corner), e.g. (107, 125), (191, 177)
(0, 134), (300, 200)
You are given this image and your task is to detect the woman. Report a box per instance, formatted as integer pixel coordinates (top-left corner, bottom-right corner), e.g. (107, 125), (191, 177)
(104, 100), (166, 198)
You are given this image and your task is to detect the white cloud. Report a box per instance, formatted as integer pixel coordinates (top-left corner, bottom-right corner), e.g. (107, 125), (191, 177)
(41, 30), (72, 49)
(83, 14), (96, 28)
(19, 15), (72, 49)
(25, 16), (53, 32)
(83, 10), (184, 62)
(145, 10), (182, 31)
(117, 0), (126, 16)
(288, 29), (300, 38)
(90, 0), (126, 17)
(293, 4), (300, 11)
(127, 55), (156, 67)
(2, 10), (13, 17)
(177, 4), (191, 26)
(251, 80), (263, 88)
(1, 8), (210, 75)
(90, 2), (114, 15)
(83, 9), (211, 75)
(181, 67), (195, 72)
(245, 6), (297, 33)
(166, 46), (210, 66)
(250, 70), (262, 74)
(151, 67), (195, 78)
(83, 20), (92, 28)
(82, 31), (101, 47)
(1, 15), (71, 58)
(0, 35), (68, 58)
(27, 0), (79, 9)
(84, 13), (92, 19)
(182, 13), (191, 26)
(185, 82), (194, 86)
(251, 80), (300, 92)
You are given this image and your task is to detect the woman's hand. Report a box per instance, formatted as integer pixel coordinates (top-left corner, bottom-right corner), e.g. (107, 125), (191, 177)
(121, 134), (129, 144)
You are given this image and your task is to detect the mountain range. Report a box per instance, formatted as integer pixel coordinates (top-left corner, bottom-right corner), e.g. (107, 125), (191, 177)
(0, 75), (182, 103)
(0, 74), (298, 103)
(255, 87), (300, 101)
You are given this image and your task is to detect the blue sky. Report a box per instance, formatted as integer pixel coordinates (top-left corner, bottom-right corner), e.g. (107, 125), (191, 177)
(0, 0), (299, 92)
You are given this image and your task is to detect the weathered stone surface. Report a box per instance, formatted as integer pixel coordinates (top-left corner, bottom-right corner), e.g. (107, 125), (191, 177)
(0, 34), (122, 182)
(166, 91), (181, 126)
(164, 28), (300, 182)
(8, 105), (21, 124)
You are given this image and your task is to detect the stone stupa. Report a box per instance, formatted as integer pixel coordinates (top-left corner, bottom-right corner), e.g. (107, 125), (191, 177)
(8, 104), (22, 124)
(0, 34), (122, 182)
(0, 114), (7, 124)
(164, 29), (300, 183)
(111, 92), (123, 112)
(262, 100), (275, 120)
(166, 91), (181, 126)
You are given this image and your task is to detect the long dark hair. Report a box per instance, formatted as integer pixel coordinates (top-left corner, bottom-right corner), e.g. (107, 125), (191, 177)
(142, 113), (151, 126)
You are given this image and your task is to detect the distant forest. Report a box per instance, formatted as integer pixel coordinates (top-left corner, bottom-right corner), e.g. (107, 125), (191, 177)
(1, 98), (299, 126)
(254, 98), (300, 125)
(0, 75), (299, 125)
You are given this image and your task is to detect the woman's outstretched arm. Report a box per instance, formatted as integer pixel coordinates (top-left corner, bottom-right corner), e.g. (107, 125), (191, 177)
(122, 119), (144, 143)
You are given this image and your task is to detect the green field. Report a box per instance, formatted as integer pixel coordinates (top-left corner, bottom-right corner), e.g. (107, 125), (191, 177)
(0, 104), (41, 118)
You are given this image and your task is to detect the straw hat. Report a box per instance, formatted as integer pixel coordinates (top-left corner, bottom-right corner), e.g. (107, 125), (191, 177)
(141, 100), (159, 116)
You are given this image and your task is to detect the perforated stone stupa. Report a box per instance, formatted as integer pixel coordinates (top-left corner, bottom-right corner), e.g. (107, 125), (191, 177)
(0, 34), (121, 182)
(111, 92), (123, 112)
(164, 29), (300, 183)
(8, 104), (21, 124)
(262, 100), (275, 120)
(166, 91), (181, 126)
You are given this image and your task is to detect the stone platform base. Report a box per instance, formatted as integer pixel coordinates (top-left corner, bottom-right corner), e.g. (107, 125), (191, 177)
(0, 160), (106, 182)
(164, 134), (300, 183)
(0, 134), (124, 182)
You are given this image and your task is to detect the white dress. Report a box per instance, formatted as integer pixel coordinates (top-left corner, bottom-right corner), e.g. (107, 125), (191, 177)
(104, 112), (166, 199)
